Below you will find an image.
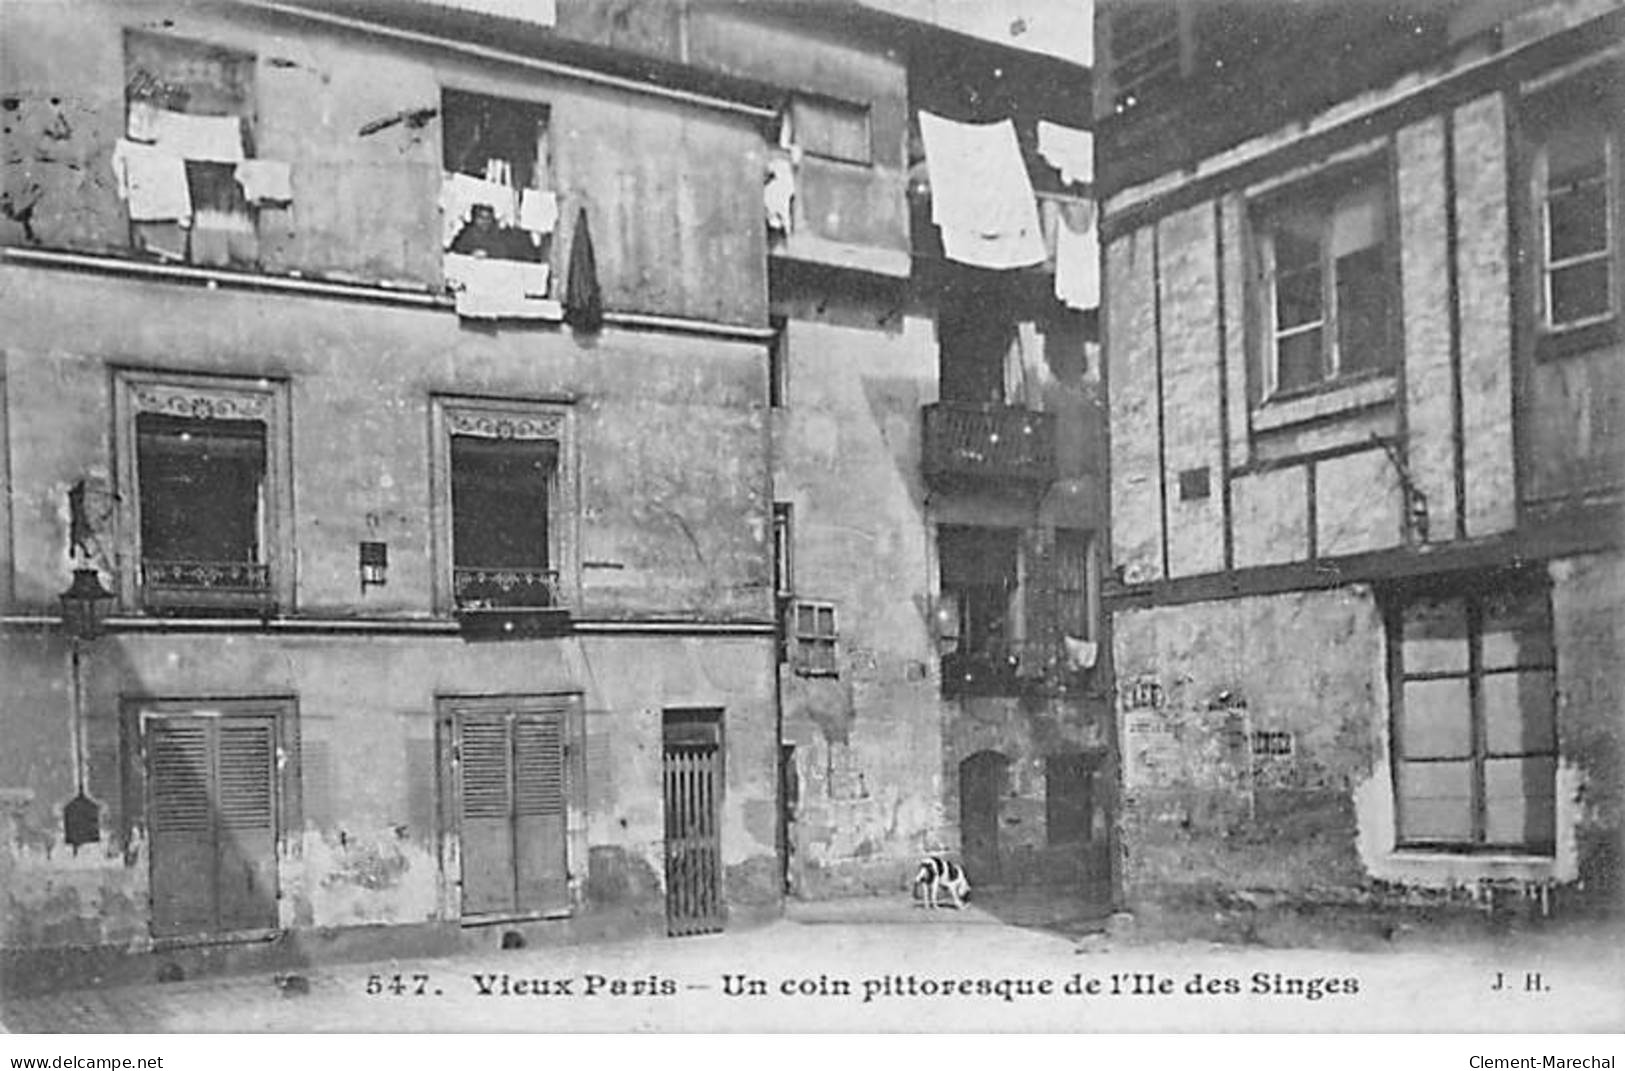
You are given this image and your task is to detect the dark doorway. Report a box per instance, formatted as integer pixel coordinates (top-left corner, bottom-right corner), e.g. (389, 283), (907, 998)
(959, 750), (1009, 886)
(1046, 751), (1113, 910)
(663, 709), (723, 936)
(778, 744), (798, 895)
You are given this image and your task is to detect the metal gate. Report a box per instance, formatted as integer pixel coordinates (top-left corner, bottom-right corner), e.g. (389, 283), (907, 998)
(663, 711), (723, 937)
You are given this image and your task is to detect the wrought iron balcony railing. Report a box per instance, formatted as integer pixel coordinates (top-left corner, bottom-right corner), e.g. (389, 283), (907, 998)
(922, 402), (1057, 489)
(141, 558), (273, 613)
(454, 565), (560, 610)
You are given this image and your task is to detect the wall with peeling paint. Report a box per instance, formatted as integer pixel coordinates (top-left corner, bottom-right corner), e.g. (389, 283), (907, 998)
(0, 0), (784, 953)
(0, 0), (769, 325)
(767, 279), (945, 896)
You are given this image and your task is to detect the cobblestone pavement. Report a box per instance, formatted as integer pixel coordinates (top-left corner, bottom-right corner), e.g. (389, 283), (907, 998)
(3, 903), (1623, 1033)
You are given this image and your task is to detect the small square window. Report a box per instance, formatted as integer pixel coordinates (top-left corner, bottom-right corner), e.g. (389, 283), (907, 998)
(788, 95), (872, 166)
(791, 599), (838, 677)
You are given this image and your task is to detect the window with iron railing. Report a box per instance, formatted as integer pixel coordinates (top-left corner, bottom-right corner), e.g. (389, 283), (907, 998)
(434, 399), (574, 617)
(116, 372), (291, 615)
(450, 435), (560, 610)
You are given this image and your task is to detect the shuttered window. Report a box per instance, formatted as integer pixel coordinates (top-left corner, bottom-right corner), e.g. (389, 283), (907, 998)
(454, 704), (569, 918)
(1392, 578), (1557, 854)
(146, 713), (279, 937)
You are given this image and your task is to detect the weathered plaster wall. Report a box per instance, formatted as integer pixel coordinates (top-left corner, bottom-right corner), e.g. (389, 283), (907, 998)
(0, 264), (771, 622)
(0, 629), (776, 949)
(1102, 91), (1552, 579)
(768, 290), (945, 896)
(0, 0), (769, 325)
(1114, 589), (1384, 900)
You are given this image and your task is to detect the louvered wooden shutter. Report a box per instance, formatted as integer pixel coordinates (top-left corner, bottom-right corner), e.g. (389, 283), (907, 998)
(148, 718), (217, 937)
(458, 713), (516, 916)
(513, 713), (568, 913)
(215, 719), (278, 932)
(147, 713), (278, 937)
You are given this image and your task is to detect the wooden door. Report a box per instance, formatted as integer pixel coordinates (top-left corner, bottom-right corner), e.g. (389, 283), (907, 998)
(457, 707), (569, 919)
(959, 750), (1008, 886)
(663, 712), (723, 936)
(147, 714), (278, 938)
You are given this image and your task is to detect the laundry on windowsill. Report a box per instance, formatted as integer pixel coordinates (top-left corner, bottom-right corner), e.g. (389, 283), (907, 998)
(111, 138), (191, 221)
(918, 111), (1045, 270)
(126, 102), (245, 162)
(1037, 120), (1093, 187)
(519, 188), (558, 235)
(234, 159), (294, 204)
(440, 172), (519, 247)
(444, 253), (553, 319)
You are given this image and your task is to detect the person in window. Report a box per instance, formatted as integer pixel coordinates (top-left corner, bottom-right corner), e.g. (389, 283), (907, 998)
(449, 203), (541, 262)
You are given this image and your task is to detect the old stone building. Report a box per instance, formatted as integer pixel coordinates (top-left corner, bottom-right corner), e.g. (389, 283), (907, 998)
(0, 0), (1104, 986)
(1096, 0), (1623, 912)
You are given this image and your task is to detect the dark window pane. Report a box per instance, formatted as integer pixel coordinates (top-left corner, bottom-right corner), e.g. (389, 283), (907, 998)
(137, 414), (264, 564)
(450, 436), (554, 570)
(1550, 260), (1613, 325)
(1548, 181), (1609, 261)
(1275, 265), (1323, 330)
(1336, 244), (1394, 374)
(1275, 326), (1323, 392)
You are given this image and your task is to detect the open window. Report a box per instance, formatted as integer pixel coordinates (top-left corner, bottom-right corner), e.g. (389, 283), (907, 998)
(1524, 65), (1623, 358)
(116, 372), (291, 615)
(1388, 573), (1557, 855)
(440, 89), (556, 317)
(1252, 158), (1398, 399)
(938, 525), (1021, 697)
(119, 32), (287, 267)
(434, 399), (574, 621)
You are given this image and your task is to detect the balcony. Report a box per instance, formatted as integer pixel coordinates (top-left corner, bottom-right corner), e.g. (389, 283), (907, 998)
(453, 565), (571, 639)
(141, 558), (273, 615)
(922, 402), (1056, 491)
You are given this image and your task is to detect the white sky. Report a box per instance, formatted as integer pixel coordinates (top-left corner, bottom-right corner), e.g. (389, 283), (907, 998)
(860, 0), (1093, 66)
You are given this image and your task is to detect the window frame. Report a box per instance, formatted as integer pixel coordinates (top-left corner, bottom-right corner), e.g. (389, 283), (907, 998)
(114, 369), (293, 616)
(121, 30), (260, 268)
(438, 85), (559, 312)
(790, 598), (839, 678)
(1249, 153), (1401, 404)
(787, 93), (874, 167)
(430, 396), (576, 617)
(1384, 572), (1558, 857)
(1522, 65), (1625, 361)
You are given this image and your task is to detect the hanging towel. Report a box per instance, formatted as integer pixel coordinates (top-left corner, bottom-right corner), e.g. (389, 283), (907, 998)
(234, 159), (293, 203)
(918, 111), (1044, 270)
(111, 139), (191, 221)
(564, 206), (603, 332)
(127, 103), (244, 162)
(446, 255), (552, 319)
(519, 188), (558, 235)
(1053, 201), (1100, 311)
(763, 154), (795, 234)
(1037, 120), (1093, 186)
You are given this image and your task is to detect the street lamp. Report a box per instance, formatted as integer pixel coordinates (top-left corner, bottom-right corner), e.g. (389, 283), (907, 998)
(58, 566), (114, 850)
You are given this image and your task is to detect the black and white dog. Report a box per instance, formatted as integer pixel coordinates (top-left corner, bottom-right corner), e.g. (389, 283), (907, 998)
(913, 855), (970, 910)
